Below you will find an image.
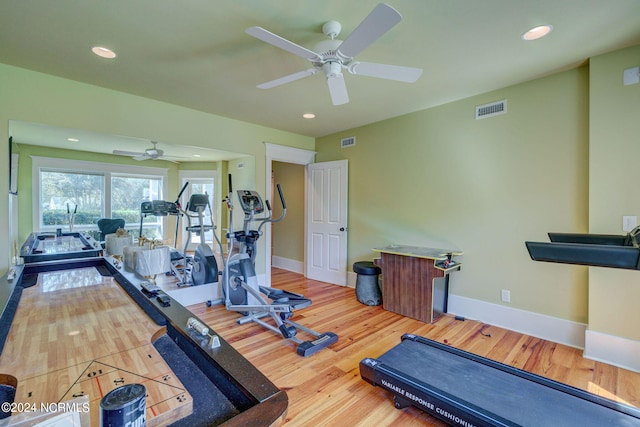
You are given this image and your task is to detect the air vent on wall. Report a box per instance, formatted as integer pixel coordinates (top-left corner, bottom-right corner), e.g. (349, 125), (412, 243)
(341, 136), (356, 148)
(475, 100), (507, 120)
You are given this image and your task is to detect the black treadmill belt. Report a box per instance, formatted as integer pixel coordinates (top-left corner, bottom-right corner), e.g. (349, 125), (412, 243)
(362, 336), (640, 426)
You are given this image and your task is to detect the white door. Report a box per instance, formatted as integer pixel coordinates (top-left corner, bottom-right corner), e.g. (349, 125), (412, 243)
(306, 160), (348, 285)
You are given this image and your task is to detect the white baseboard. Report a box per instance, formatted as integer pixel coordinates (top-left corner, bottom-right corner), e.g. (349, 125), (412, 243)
(584, 329), (640, 373)
(272, 256), (304, 274)
(448, 295), (587, 350)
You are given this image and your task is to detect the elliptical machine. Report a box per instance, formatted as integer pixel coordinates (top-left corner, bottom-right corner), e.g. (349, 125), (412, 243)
(177, 188), (223, 288)
(221, 175), (338, 357)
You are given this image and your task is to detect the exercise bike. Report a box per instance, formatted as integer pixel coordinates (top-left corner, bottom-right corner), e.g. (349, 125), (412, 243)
(221, 175), (338, 357)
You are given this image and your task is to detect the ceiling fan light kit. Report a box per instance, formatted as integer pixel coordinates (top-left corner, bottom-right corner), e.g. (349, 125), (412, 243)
(246, 3), (423, 105)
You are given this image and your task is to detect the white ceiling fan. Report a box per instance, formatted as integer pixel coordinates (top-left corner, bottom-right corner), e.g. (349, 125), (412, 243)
(112, 141), (184, 162)
(246, 3), (423, 106)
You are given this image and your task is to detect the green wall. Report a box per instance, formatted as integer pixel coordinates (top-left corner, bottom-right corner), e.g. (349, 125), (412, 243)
(177, 162), (219, 172)
(316, 66), (590, 323)
(588, 45), (640, 340)
(272, 161), (305, 262)
(0, 62), (314, 275)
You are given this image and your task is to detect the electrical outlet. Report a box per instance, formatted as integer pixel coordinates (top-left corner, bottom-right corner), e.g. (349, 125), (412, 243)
(501, 289), (511, 303)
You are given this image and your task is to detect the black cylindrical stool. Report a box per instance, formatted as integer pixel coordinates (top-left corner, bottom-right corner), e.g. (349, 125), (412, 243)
(0, 374), (17, 420)
(100, 383), (146, 427)
(353, 261), (382, 306)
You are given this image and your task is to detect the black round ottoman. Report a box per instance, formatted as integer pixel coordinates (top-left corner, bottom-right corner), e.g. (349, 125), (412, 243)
(353, 261), (382, 306)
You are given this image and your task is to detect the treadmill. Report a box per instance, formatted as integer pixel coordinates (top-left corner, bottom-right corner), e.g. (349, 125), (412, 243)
(360, 334), (640, 426)
(139, 199), (184, 263)
(525, 226), (640, 270)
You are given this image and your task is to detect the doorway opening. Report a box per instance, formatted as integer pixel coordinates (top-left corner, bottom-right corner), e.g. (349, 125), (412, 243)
(264, 143), (315, 286)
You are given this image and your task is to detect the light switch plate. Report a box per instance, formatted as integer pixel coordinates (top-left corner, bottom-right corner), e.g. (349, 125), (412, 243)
(623, 215), (637, 232)
(623, 67), (639, 86)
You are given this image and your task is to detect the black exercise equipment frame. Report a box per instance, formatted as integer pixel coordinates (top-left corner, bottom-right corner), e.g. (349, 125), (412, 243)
(525, 228), (640, 270)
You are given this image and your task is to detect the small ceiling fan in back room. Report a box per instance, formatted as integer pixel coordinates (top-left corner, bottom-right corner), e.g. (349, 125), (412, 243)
(246, 3), (423, 105)
(112, 141), (184, 163)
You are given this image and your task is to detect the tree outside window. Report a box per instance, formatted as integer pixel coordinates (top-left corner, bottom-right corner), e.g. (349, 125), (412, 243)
(40, 171), (103, 227)
(39, 169), (164, 240)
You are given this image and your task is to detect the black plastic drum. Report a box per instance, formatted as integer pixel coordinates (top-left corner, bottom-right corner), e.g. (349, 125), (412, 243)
(100, 384), (146, 427)
(0, 374), (17, 419)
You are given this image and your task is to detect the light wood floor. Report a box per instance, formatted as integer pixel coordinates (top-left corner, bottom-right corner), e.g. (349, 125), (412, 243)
(188, 268), (640, 426)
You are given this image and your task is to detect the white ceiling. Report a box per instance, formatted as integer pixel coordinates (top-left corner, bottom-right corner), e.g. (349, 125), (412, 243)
(2, 0), (640, 150)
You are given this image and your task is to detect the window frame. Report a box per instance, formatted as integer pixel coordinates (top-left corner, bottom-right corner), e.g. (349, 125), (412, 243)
(32, 156), (169, 235)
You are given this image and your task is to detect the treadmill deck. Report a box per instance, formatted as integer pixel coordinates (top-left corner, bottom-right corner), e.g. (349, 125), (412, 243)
(361, 334), (640, 426)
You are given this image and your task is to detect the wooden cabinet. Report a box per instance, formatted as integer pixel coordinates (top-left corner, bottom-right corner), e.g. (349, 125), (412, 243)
(373, 245), (461, 323)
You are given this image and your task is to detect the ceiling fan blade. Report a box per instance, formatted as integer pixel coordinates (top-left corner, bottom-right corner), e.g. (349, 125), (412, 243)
(337, 3), (402, 59)
(112, 150), (145, 156)
(257, 69), (319, 89)
(327, 74), (349, 105)
(246, 26), (322, 61)
(349, 61), (422, 82)
(132, 155), (150, 161)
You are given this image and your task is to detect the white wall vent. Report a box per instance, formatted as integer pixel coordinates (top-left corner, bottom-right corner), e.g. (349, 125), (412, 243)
(341, 136), (356, 148)
(475, 100), (507, 120)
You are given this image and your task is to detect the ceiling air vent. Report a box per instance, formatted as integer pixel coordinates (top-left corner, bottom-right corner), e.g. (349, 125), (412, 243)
(475, 100), (507, 120)
(341, 136), (356, 148)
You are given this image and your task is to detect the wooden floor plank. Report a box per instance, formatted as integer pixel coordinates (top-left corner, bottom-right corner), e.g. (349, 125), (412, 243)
(188, 268), (640, 426)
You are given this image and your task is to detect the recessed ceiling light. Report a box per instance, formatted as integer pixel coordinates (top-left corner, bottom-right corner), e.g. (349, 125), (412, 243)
(521, 25), (553, 41)
(91, 46), (117, 59)
(67, 138), (79, 142)
(303, 113), (316, 119)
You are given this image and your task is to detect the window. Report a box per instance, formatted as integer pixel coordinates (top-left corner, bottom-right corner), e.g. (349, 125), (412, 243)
(33, 157), (168, 240)
(178, 170), (219, 252)
(40, 170), (104, 229)
(181, 177), (215, 250)
(111, 174), (163, 239)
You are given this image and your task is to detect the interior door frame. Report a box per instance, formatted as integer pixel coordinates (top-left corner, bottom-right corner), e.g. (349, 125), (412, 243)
(264, 142), (316, 287)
